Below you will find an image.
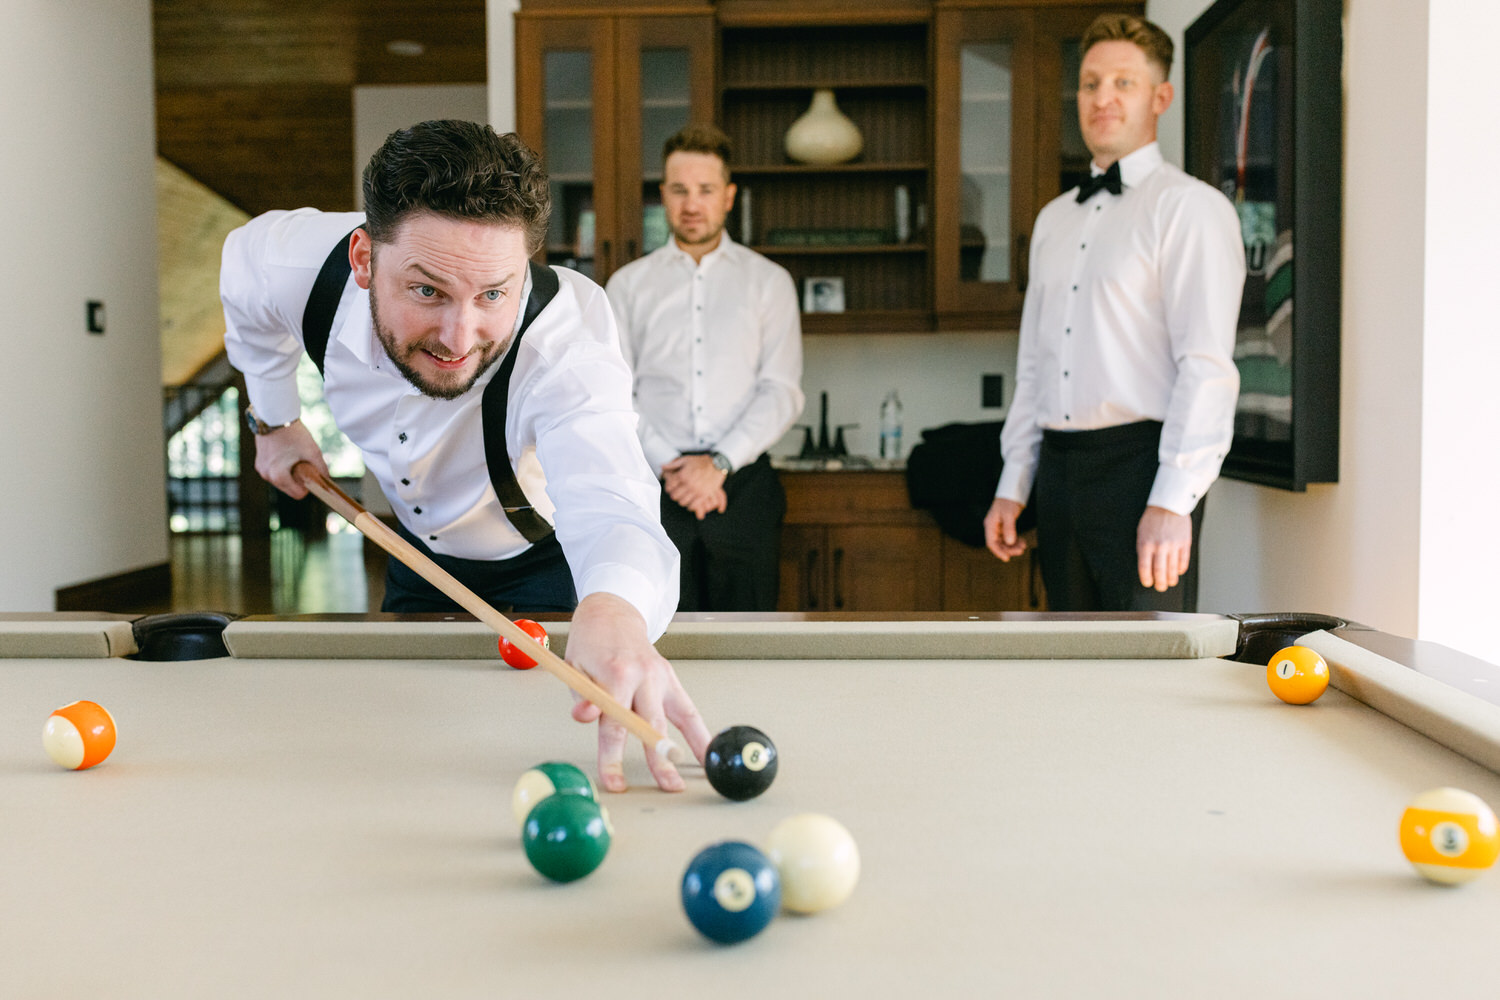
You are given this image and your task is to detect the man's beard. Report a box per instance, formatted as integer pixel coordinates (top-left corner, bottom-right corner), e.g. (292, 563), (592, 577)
(370, 293), (505, 401)
(670, 218), (724, 248)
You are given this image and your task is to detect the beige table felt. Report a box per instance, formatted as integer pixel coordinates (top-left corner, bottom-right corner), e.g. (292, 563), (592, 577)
(3, 616), (1500, 999)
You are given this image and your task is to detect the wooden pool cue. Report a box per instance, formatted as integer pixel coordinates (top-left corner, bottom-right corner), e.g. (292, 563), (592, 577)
(292, 462), (680, 761)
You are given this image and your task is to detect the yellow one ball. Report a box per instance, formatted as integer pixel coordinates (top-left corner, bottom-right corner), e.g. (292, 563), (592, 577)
(1399, 787), (1500, 885)
(1266, 645), (1330, 704)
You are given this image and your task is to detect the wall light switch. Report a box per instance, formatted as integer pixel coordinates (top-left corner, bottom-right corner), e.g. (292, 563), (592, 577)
(86, 300), (106, 335)
(982, 373), (1004, 408)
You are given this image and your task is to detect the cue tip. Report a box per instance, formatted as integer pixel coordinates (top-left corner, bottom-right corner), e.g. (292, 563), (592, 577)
(658, 737), (683, 763)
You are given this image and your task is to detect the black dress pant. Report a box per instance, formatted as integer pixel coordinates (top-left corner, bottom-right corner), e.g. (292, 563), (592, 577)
(1034, 420), (1206, 613)
(660, 453), (784, 612)
(382, 522), (577, 614)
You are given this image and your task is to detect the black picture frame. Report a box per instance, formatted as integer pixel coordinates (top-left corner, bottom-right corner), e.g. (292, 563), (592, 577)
(1185, 0), (1342, 490)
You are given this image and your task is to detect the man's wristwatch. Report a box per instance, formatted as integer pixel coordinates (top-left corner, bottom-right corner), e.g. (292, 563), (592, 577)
(710, 452), (734, 476)
(245, 405), (299, 436)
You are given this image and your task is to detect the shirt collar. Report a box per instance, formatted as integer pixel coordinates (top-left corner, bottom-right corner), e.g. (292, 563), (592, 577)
(1093, 141), (1163, 190)
(665, 230), (735, 270)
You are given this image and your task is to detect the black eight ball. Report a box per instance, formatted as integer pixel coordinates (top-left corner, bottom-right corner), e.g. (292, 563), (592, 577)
(704, 725), (778, 801)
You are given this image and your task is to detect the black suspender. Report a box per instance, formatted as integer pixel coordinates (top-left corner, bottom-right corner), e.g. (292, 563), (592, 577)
(300, 229), (359, 377)
(481, 264), (559, 543)
(300, 229), (559, 543)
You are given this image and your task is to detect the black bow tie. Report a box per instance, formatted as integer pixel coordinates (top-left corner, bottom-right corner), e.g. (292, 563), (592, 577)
(1076, 161), (1122, 203)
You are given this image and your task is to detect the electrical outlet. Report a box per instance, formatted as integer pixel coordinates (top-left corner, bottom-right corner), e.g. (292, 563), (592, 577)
(982, 374), (1004, 408)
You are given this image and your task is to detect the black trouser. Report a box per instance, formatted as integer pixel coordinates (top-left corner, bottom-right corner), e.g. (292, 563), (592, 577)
(1035, 420), (1206, 613)
(660, 453), (784, 612)
(381, 522), (577, 614)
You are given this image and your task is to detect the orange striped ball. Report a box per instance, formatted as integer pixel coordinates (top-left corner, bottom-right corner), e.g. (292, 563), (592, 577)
(43, 700), (117, 770)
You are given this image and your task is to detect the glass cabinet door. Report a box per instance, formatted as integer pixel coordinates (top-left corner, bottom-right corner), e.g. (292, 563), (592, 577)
(544, 49), (598, 278)
(1034, 7), (1122, 209)
(615, 17), (714, 271)
(934, 9), (1035, 321)
(515, 17), (616, 281)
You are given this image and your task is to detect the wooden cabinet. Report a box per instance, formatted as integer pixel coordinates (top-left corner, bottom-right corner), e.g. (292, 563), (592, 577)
(778, 470), (1041, 612)
(718, 12), (933, 333)
(940, 533), (1044, 612)
(515, 7), (714, 284)
(933, 2), (1143, 327)
(517, 0), (1138, 331)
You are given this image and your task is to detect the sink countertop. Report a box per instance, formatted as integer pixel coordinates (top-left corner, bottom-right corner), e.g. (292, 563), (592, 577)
(771, 455), (906, 472)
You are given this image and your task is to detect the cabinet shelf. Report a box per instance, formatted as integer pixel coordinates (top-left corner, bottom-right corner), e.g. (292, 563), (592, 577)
(735, 161), (928, 175)
(758, 243), (927, 256)
(723, 78), (928, 93)
(800, 309), (932, 333)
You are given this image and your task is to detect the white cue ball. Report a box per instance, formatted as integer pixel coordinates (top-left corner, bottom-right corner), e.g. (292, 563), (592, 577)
(766, 813), (860, 914)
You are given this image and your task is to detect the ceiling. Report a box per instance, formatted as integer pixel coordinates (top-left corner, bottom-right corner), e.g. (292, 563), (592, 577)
(153, 0), (487, 217)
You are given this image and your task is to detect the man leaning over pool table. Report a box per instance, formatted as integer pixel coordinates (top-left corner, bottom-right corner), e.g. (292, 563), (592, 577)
(220, 120), (713, 792)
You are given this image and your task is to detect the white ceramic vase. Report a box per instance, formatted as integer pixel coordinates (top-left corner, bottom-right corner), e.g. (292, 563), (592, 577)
(784, 89), (863, 165)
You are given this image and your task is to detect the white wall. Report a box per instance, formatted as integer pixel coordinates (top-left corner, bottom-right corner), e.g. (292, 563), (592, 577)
(0, 1), (167, 609)
(781, 332), (1018, 459)
(488, 0), (520, 133)
(1148, 2), (1464, 653)
(352, 84), (490, 207)
(1418, 0), (1500, 661)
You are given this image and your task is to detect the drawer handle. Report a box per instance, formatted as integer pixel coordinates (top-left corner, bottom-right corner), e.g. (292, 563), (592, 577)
(833, 547), (845, 610)
(805, 549), (821, 610)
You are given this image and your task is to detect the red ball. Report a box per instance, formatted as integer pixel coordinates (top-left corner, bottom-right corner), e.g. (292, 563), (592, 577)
(499, 619), (549, 670)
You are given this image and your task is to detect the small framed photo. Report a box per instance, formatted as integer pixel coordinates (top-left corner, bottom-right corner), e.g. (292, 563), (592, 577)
(803, 276), (845, 313)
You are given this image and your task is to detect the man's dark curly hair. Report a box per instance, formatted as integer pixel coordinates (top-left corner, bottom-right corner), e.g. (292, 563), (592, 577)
(361, 120), (551, 253)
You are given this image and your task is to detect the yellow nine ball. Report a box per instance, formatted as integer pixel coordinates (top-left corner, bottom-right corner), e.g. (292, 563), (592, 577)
(1266, 645), (1330, 704)
(1399, 787), (1500, 885)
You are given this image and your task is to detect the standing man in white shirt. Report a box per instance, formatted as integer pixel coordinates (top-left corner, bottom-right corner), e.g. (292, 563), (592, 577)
(607, 125), (804, 612)
(983, 14), (1245, 612)
(221, 120), (711, 792)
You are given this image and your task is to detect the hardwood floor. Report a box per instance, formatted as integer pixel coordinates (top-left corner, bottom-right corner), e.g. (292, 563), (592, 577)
(129, 528), (389, 617)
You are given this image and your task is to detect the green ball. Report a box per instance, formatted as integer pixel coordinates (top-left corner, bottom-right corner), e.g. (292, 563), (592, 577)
(511, 761), (596, 828)
(522, 794), (612, 883)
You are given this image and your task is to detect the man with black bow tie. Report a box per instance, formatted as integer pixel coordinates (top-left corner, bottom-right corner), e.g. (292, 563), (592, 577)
(983, 13), (1244, 612)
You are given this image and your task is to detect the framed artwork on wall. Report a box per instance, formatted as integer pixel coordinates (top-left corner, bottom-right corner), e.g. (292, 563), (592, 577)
(1185, 0), (1342, 490)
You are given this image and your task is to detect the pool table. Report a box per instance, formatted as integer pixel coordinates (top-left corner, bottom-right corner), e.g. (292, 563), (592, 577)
(4, 611), (1500, 998)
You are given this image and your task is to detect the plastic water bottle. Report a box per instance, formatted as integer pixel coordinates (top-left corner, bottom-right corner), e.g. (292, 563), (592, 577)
(879, 390), (903, 460)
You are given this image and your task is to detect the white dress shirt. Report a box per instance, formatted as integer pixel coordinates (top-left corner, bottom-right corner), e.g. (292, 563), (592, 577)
(997, 142), (1245, 515)
(605, 234), (804, 474)
(221, 208), (679, 638)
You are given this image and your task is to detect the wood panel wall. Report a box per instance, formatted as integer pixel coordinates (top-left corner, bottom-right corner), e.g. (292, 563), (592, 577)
(153, 0), (485, 217)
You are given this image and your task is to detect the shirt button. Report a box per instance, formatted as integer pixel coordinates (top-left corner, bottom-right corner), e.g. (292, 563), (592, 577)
(1071, 285), (1078, 291)
(1064, 414), (1071, 421)
(429, 535), (438, 541)
(1063, 371), (1069, 378)
(413, 506), (422, 515)
(401, 478), (410, 486)
(398, 432), (408, 443)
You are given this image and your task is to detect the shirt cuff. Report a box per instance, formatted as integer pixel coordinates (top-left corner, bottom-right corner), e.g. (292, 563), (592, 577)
(1146, 465), (1208, 516)
(243, 374), (303, 428)
(996, 463), (1033, 506)
(643, 440), (678, 478)
(577, 564), (675, 642)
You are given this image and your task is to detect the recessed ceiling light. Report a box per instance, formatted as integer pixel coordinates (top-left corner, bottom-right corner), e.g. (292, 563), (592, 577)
(386, 39), (426, 57)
